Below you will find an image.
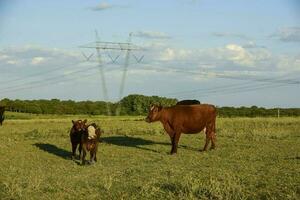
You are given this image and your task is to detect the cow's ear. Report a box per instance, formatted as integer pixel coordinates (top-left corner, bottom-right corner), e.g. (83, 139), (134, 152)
(83, 119), (87, 124)
(72, 120), (75, 125)
(158, 106), (162, 111)
(150, 104), (155, 111)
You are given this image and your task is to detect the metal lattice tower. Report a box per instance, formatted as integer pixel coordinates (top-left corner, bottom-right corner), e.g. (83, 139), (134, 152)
(79, 31), (144, 115)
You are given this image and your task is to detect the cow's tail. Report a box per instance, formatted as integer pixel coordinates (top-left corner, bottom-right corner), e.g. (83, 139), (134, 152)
(213, 105), (217, 134)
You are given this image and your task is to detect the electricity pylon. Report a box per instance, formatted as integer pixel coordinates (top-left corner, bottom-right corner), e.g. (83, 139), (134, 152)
(79, 31), (144, 115)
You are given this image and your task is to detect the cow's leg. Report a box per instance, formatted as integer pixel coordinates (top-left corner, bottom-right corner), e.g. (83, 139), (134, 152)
(171, 132), (181, 154)
(163, 122), (176, 154)
(169, 135), (175, 154)
(209, 119), (217, 150)
(203, 127), (211, 151)
(210, 132), (216, 150)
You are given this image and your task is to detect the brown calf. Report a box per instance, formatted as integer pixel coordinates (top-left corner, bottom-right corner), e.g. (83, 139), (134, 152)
(70, 119), (87, 159)
(145, 104), (217, 154)
(0, 106), (5, 126)
(81, 123), (101, 165)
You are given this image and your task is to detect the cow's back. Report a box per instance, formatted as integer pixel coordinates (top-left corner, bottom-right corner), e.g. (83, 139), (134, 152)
(166, 104), (216, 134)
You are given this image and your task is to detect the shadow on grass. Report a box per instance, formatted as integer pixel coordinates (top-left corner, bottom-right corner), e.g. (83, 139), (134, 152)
(33, 143), (70, 160)
(102, 135), (169, 153)
(102, 135), (200, 153)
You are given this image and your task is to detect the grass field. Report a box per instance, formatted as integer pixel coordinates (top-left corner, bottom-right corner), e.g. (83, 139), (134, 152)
(0, 113), (299, 199)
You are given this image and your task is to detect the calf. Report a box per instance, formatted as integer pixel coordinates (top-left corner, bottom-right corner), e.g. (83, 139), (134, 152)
(70, 119), (87, 159)
(81, 123), (101, 165)
(145, 104), (217, 154)
(0, 106), (5, 126)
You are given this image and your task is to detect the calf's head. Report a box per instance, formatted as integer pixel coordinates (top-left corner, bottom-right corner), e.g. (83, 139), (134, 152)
(145, 105), (162, 123)
(72, 119), (87, 132)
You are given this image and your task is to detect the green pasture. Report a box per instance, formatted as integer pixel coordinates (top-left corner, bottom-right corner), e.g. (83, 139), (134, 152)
(0, 113), (299, 199)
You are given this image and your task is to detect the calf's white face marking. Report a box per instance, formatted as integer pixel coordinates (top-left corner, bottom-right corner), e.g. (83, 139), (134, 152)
(87, 126), (96, 139)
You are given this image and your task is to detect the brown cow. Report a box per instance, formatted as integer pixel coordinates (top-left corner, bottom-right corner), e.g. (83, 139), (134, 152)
(81, 123), (101, 165)
(70, 119), (87, 160)
(145, 104), (217, 154)
(0, 106), (5, 126)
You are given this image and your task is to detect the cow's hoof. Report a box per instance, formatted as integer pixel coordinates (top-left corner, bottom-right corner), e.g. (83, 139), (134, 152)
(89, 160), (95, 165)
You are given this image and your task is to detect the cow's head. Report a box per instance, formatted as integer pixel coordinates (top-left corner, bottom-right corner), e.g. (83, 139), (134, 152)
(145, 105), (162, 123)
(72, 119), (87, 132)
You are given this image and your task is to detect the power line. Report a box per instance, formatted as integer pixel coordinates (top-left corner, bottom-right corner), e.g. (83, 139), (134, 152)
(0, 64), (124, 95)
(0, 60), (85, 85)
(146, 66), (300, 85)
(0, 58), (123, 94)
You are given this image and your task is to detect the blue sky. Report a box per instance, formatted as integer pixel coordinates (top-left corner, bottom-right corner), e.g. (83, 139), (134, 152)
(0, 0), (299, 107)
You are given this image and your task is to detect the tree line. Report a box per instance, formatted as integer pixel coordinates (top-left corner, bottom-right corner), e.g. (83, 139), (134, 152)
(0, 94), (299, 117)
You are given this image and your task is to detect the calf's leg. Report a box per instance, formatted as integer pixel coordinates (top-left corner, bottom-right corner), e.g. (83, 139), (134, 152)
(90, 151), (96, 164)
(81, 147), (87, 165)
(71, 143), (77, 159)
(78, 143), (82, 159)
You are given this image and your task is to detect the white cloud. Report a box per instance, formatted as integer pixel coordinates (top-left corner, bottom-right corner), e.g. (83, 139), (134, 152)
(223, 44), (271, 66)
(212, 32), (249, 40)
(272, 27), (300, 42)
(0, 54), (9, 61)
(133, 31), (171, 39)
(31, 57), (46, 65)
(0, 44), (299, 101)
(6, 60), (19, 65)
(89, 2), (126, 11)
(276, 55), (300, 71)
(155, 44), (272, 70)
(158, 48), (194, 61)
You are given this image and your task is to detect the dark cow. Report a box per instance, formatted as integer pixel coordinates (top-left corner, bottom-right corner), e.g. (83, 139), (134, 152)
(176, 99), (200, 105)
(81, 123), (101, 165)
(70, 119), (87, 160)
(0, 106), (5, 126)
(145, 104), (217, 154)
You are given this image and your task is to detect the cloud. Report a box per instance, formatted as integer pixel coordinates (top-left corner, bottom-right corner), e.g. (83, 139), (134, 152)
(152, 44), (272, 71)
(271, 27), (300, 42)
(159, 48), (193, 61)
(212, 32), (250, 40)
(0, 45), (84, 78)
(0, 44), (299, 105)
(0, 54), (9, 61)
(31, 57), (46, 65)
(133, 31), (171, 40)
(89, 2), (125, 11)
(276, 55), (300, 71)
(242, 41), (266, 49)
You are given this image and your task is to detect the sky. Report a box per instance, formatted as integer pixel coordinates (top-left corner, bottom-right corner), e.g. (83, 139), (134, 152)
(0, 0), (299, 107)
